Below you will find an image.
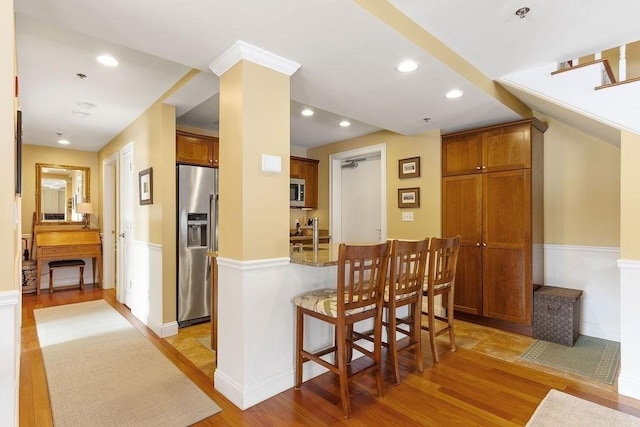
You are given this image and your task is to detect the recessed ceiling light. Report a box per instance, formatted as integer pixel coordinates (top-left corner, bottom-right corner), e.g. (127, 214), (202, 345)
(445, 89), (464, 99)
(57, 139), (70, 145)
(339, 120), (351, 127)
(396, 60), (418, 73)
(301, 109), (314, 117)
(97, 54), (118, 67)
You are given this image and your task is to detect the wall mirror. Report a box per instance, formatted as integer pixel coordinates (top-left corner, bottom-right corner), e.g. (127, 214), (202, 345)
(35, 163), (90, 224)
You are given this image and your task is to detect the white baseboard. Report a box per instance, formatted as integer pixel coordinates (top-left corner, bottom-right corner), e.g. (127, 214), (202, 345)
(0, 290), (20, 427)
(159, 321), (178, 338)
(216, 366), (296, 410)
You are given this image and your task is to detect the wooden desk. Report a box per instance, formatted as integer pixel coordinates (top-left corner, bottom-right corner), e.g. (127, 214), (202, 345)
(35, 228), (102, 295)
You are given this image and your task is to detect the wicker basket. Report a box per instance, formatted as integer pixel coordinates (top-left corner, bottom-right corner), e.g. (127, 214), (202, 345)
(533, 286), (582, 346)
(22, 260), (38, 294)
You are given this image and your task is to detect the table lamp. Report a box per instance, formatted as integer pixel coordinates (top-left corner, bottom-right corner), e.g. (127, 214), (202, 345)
(76, 202), (94, 229)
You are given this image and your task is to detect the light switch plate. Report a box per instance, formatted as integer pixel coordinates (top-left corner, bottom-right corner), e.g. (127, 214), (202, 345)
(261, 154), (282, 173)
(402, 212), (414, 221)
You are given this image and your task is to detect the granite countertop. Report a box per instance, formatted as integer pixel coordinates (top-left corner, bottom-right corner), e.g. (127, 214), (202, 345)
(289, 243), (341, 267)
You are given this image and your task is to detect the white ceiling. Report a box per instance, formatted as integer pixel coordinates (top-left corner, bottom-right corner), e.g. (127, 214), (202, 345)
(14, 0), (640, 152)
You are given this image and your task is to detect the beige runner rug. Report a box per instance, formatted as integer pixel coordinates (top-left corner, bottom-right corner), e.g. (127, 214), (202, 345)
(34, 300), (221, 426)
(527, 389), (640, 426)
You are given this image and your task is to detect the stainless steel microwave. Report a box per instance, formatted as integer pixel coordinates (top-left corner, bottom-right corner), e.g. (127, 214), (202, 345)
(290, 178), (305, 207)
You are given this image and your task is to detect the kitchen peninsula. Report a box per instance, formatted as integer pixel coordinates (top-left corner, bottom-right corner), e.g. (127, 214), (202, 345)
(214, 242), (377, 408)
(289, 243), (339, 266)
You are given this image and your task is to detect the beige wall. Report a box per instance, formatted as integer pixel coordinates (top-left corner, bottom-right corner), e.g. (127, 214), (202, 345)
(98, 101), (177, 321)
(1, 1), (17, 293)
(308, 129), (442, 241)
(541, 115), (621, 246)
(98, 103), (172, 244)
(307, 117), (620, 248)
(218, 60), (290, 261)
(620, 130), (640, 259)
(21, 144), (99, 235)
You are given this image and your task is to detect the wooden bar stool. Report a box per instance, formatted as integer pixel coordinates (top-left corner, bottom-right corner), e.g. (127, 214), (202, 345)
(294, 242), (390, 418)
(421, 236), (461, 363)
(352, 238), (430, 384)
(48, 259), (86, 293)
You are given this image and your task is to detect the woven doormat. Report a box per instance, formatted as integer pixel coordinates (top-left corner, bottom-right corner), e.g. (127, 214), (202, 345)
(519, 335), (620, 384)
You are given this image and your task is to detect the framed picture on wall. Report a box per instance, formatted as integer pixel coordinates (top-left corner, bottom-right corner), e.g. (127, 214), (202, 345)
(398, 187), (420, 208)
(139, 167), (153, 205)
(399, 156), (420, 179)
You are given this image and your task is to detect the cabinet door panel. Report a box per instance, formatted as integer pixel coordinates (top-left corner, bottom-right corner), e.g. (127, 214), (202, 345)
(442, 175), (482, 241)
(301, 161), (318, 209)
(290, 158), (303, 178)
(483, 170), (530, 246)
(212, 138), (219, 168)
(454, 246), (482, 314)
(442, 135), (482, 176)
(483, 247), (531, 323)
(483, 124), (531, 172)
(176, 132), (214, 167)
(482, 169), (531, 324)
(443, 175), (482, 314)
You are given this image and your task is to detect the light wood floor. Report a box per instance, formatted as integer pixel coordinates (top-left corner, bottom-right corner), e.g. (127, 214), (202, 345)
(20, 288), (640, 426)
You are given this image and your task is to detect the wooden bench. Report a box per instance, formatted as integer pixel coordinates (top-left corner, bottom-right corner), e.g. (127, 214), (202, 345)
(48, 260), (86, 293)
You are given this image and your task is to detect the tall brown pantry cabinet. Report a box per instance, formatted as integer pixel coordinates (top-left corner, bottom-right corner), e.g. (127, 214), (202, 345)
(442, 118), (547, 334)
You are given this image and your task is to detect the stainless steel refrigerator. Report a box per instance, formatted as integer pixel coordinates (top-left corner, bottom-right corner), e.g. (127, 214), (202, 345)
(177, 164), (218, 327)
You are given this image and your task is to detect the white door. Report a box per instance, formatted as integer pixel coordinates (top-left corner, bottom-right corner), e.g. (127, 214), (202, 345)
(118, 144), (134, 307)
(330, 144), (387, 244)
(340, 157), (382, 243)
(102, 153), (117, 290)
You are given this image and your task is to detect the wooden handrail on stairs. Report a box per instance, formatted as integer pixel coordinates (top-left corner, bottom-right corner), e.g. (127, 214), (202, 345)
(553, 41), (640, 90)
(595, 75), (640, 90)
(551, 58), (616, 85)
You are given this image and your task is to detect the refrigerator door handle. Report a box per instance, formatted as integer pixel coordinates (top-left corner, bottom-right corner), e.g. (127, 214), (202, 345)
(208, 194), (214, 251)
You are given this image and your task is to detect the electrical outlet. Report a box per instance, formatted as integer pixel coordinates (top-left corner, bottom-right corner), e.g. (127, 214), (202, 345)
(401, 212), (414, 221)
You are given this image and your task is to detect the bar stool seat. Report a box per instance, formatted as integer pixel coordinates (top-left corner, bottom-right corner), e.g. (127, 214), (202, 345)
(49, 259), (85, 293)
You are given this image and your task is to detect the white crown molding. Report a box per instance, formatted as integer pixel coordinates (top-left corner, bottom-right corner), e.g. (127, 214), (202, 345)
(209, 40), (301, 77)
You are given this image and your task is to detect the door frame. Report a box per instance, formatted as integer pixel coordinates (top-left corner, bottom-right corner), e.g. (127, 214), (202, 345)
(329, 143), (387, 243)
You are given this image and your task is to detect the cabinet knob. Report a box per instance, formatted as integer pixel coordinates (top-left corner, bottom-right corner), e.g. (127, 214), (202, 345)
(483, 243), (487, 247)
(476, 166), (481, 170)
(482, 165), (487, 169)
(209, 159), (213, 163)
(476, 242), (481, 247)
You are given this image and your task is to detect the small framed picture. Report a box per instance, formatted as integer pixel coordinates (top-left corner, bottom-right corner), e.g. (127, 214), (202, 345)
(398, 187), (420, 208)
(139, 167), (153, 205)
(399, 156), (420, 179)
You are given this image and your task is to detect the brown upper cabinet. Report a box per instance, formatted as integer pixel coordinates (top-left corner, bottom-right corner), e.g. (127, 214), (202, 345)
(442, 119), (547, 177)
(176, 130), (219, 168)
(441, 118), (547, 334)
(290, 156), (319, 209)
